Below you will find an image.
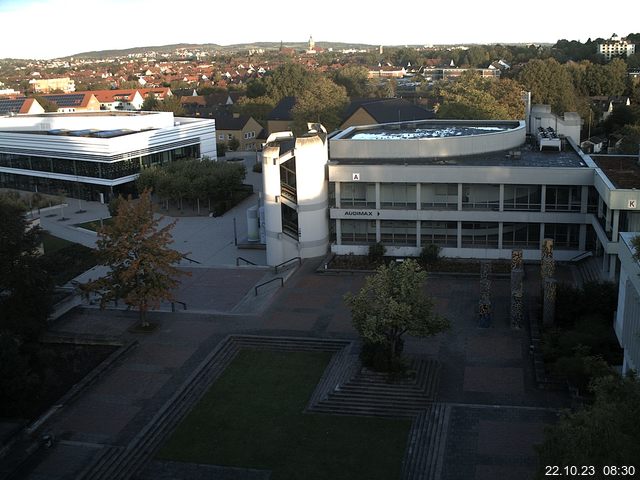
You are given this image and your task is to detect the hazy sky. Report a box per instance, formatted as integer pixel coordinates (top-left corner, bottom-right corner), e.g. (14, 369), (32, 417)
(1, 0), (638, 59)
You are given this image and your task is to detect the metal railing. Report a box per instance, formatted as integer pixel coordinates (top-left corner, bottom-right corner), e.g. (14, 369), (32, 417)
(236, 256), (257, 266)
(569, 251), (594, 263)
(274, 256), (302, 274)
(182, 255), (201, 264)
(171, 301), (187, 312)
(254, 277), (283, 296)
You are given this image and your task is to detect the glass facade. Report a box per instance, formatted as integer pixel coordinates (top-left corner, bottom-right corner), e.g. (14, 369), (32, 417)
(461, 222), (499, 248)
(380, 183), (416, 209)
(341, 219), (376, 245)
(462, 184), (500, 210)
(340, 182), (376, 208)
(503, 185), (541, 211)
(420, 221), (457, 247)
(544, 223), (579, 249)
(545, 185), (581, 212)
(421, 183), (457, 209)
(380, 220), (416, 245)
(502, 223), (540, 248)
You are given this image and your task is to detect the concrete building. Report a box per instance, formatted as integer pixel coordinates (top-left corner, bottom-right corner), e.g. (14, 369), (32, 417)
(260, 110), (640, 282)
(261, 125), (330, 266)
(615, 233), (640, 375)
(216, 114), (264, 151)
(0, 111), (216, 202)
(598, 34), (636, 61)
(29, 77), (76, 94)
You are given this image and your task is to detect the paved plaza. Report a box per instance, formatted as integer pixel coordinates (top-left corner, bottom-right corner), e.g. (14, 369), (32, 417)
(5, 260), (568, 480)
(2, 154), (570, 479)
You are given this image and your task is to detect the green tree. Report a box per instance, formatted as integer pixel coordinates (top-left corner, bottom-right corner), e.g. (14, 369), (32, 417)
(82, 190), (189, 327)
(291, 76), (348, 133)
(141, 94), (160, 111)
(344, 259), (449, 371)
(518, 58), (580, 115)
(436, 72), (525, 119)
(0, 200), (52, 341)
(333, 65), (371, 98)
(536, 374), (640, 477)
(34, 96), (59, 112)
(157, 95), (185, 116)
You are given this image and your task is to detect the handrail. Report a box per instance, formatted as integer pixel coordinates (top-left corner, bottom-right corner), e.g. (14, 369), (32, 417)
(171, 301), (187, 312)
(274, 256), (302, 274)
(569, 251), (593, 263)
(236, 256), (257, 266)
(182, 255), (201, 264)
(255, 277), (283, 296)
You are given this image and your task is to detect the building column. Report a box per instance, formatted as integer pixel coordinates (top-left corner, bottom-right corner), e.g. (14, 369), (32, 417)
(579, 224), (587, 251)
(457, 221), (462, 249)
(335, 219), (342, 245)
(416, 220), (421, 248)
(375, 183), (381, 210)
(539, 223), (545, 254)
(499, 184), (504, 212)
(612, 210), (620, 241)
(598, 196), (603, 218)
(457, 183), (463, 211)
(580, 185), (588, 214)
(416, 183), (421, 210)
(376, 219), (381, 243)
(540, 185), (546, 212)
(605, 206), (612, 233)
(498, 222), (503, 250)
(609, 254), (617, 281)
(335, 182), (341, 208)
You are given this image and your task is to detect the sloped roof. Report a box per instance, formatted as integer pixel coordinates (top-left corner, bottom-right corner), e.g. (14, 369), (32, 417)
(215, 114), (251, 130)
(0, 97), (35, 115)
(39, 92), (96, 108)
(267, 96), (296, 121)
(343, 98), (435, 125)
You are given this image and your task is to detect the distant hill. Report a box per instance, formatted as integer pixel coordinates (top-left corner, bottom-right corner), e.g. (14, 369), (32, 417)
(66, 41), (380, 59)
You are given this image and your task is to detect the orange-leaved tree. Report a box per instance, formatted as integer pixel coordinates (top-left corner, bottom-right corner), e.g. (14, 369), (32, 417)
(83, 189), (189, 327)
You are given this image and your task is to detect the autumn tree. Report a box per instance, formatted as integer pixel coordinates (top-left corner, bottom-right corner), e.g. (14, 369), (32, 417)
(344, 259), (449, 372)
(333, 65), (371, 98)
(435, 72), (526, 120)
(82, 190), (189, 327)
(291, 76), (348, 133)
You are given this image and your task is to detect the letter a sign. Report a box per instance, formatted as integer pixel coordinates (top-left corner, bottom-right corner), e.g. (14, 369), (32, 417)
(629, 199), (637, 209)
(352, 173), (360, 181)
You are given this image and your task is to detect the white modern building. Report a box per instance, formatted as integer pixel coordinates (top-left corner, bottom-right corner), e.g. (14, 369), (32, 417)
(615, 233), (640, 375)
(0, 111), (216, 201)
(598, 34), (636, 61)
(261, 110), (640, 283)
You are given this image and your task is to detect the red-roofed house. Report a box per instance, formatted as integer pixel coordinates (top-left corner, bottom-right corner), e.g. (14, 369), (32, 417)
(91, 89), (145, 111)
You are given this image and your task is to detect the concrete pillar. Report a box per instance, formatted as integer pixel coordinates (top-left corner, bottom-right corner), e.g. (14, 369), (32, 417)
(499, 184), (504, 212)
(540, 185), (546, 212)
(580, 185), (588, 214)
(539, 223), (545, 254)
(609, 254), (617, 281)
(498, 222), (503, 250)
(543, 278), (557, 326)
(335, 219), (342, 245)
(598, 196), (603, 218)
(457, 221), (462, 249)
(416, 220), (421, 248)
(612, 210), (620, 241)
(579, 224), (587, 251)
(335, 182), (341, 208)
(375, 183), (380, 210)
(457, 183), (463, 211)
(605, 205), (612, 232)
(376, 219), (381, 243)
(510, 249), (524, 329)
(416, 183), (421, 210)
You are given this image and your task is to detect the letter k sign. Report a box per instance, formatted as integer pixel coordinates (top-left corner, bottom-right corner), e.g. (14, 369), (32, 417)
(629, 199), (637, 209)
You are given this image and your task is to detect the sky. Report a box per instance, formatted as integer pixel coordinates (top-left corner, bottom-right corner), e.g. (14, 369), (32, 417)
(0, 0), (639, 59)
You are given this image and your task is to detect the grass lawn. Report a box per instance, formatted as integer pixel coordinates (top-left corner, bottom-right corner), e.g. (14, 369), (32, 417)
(74, 217), (113, 232)
(158, 349), (411, 480)
(41, 233), (97, 285)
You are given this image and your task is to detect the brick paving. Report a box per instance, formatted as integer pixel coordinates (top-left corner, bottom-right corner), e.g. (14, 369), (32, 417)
(5, 260), (574, 480)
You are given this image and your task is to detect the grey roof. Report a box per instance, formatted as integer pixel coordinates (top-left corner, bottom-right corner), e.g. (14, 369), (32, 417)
(39, 93), (86, 108)
(267, 96), (296, 121)
(215, 115), (251, 130)
(343, 98), (435, 125)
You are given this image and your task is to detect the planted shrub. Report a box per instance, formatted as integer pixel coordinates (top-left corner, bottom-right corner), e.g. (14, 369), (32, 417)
(419, 243), (441, 267)
(368, 242), (386, 264)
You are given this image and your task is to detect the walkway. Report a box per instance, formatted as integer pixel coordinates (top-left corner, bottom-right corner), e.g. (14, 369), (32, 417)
(6, 260), (569, 480)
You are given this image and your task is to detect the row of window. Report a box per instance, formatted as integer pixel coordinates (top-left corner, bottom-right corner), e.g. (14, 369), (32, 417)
(217, 131), (256, 141)
(335, 182), (596, 212)
(0, 146), (199, 180)
(339, 220), (581, 249)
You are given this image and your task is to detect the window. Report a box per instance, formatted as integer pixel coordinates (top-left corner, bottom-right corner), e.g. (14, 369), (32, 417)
(219, 134), (224, 140)
(421, 183), (457, 209)
(545, 186), (581, 212)
(340, 182), (375, 208)
(380, 220), (416, 246)
(341, 219), (376, 245)
(380, 183), (416, 209)
(227, 134), (233, 140)
(420, 221), (457, 247)
(462, 184), (500, 210)
(281, 203), (298, 239)
(503, 185), (541, 211)
(461, 222), (499, 248)
(502, 223), (540, 248)
(544, 223), (579, 249)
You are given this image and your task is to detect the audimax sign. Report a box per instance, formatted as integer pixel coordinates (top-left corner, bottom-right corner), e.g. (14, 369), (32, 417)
(343, 210), (380, 217)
